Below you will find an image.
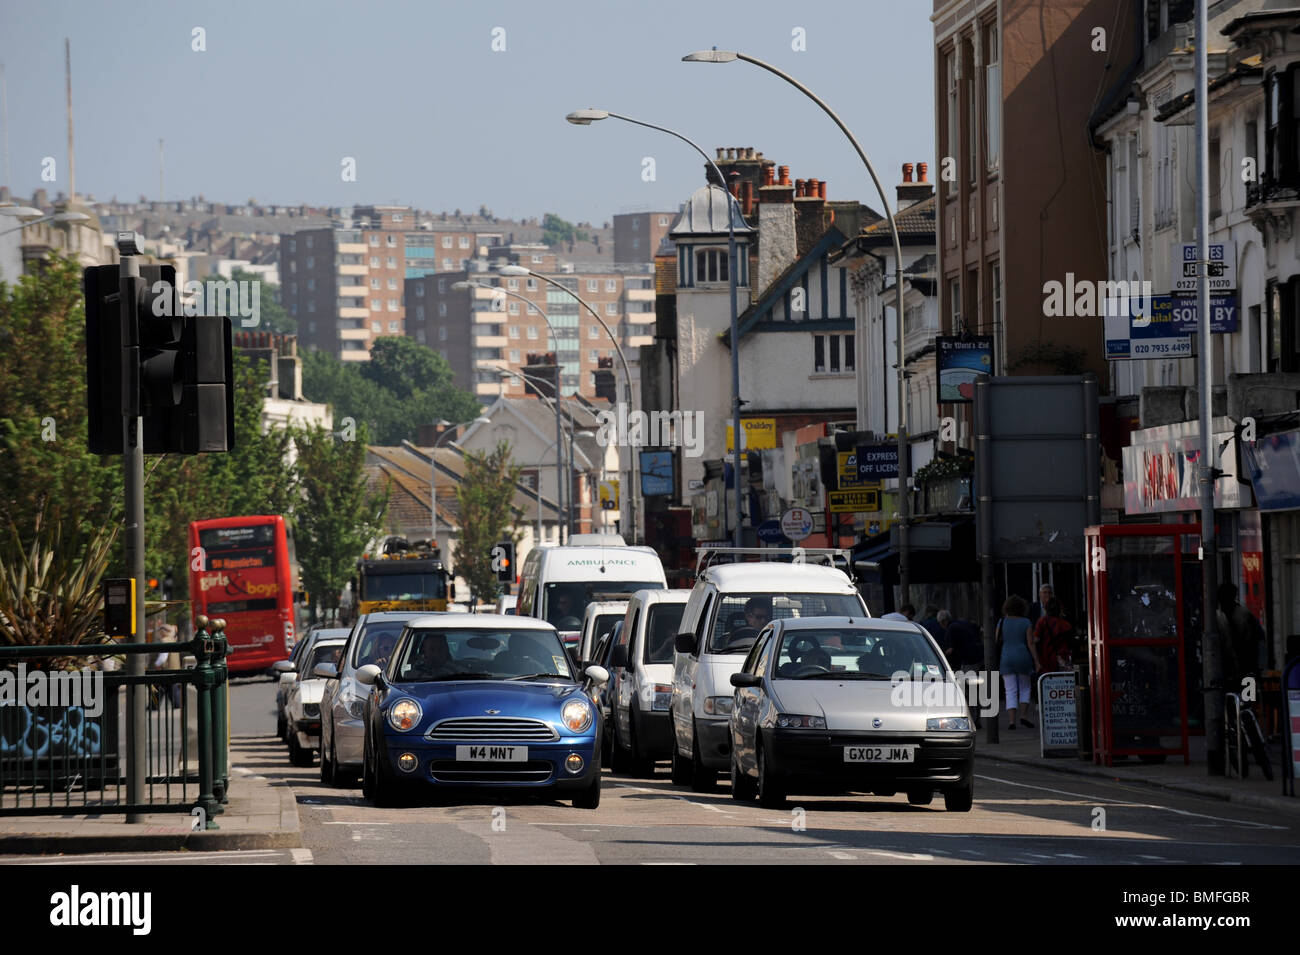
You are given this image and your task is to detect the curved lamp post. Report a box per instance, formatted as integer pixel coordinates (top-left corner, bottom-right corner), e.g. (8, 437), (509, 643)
(683, 49), (912, 600)
(566, 107), (747, 549)
(0, 208), (90, 237)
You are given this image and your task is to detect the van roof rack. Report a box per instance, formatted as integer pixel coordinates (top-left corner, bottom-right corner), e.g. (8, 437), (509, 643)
(694, 546), (853, 576)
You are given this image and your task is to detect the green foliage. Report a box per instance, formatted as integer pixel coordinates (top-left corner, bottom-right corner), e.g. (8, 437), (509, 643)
(451, 443), (522, 606)
(540, 213), (589, 248)
(302, 341), (480, 445)
(913, 454), (973, 486)
(204, 268), (293, 335)
(293, 423), (389, 621)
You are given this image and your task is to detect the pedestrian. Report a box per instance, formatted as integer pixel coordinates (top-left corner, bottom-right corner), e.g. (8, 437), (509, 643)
(1032, 597), (1076, 672)
(1216, 582), (1265, 696)
(997, 595), (1039, 730)
(1030, 583), (1054, 626)
(882, 603), (916, 622)
(942, 612), (983, 670)
(920, 604), (942, 641)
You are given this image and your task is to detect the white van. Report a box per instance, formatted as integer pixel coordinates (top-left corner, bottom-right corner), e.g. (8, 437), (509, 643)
(609, 588), (691, 776)
(577, 600), (631, 665)
(517, 543), (668, 652)
(670, 554), (868, 791)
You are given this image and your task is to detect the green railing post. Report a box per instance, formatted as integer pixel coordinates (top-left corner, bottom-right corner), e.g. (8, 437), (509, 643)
(210, 618), (229, 807)
(192, 615), (219, 828)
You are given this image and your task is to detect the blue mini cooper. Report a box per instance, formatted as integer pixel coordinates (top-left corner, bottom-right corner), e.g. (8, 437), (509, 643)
(358, 614), (609, 808)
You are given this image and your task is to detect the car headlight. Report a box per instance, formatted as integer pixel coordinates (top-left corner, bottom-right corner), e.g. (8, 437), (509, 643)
(561, 699), (593, 733)
(387, 699), (422, 732)
(302, 703), (320, 718)
(927, 716), (972, 731)
(639, 681), (673, 711)
(703, 696), (733, 716)
(345, 698), (368, 720)
(776, 714), (826, 729)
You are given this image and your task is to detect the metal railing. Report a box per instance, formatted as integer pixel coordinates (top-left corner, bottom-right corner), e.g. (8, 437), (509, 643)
(0, 618), (229, 825)
(695, 546), (853, 576)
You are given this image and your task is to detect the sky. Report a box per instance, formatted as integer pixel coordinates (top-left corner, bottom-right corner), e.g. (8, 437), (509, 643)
(0, 0), (936, 225)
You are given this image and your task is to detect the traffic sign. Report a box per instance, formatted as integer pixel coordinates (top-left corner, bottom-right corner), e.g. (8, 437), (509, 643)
(780, 507), (814, 542)
(828, 488), (880, 514)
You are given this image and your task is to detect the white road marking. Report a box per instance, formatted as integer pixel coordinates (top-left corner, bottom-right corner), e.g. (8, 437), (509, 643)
(1136, 854), (1167, 860)
(1055, 853), (1086, 859)
(827, 850), (854, 860)
(323, 821), (393, 825)
(12, 849), (284, 865)
(291, 848), (313, 864)
(866, 849), (933, 861)
(974, 773), (1286, 830)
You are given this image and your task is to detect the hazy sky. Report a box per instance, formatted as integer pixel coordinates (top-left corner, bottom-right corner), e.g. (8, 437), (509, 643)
(1, 0), (936, 225)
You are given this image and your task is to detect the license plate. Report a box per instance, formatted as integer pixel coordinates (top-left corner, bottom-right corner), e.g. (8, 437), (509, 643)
(844, 745), (916, 763)
(455, 745), (528, 762)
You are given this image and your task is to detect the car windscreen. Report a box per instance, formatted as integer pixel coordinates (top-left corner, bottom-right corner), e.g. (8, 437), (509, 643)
(644, 604), (684, 663)
(773, 627), (948, 680)
(393, 628), (574, 682)
(352, 620), (410, 670)
(306, 643), (343, 675)
(707, 593), (866, 654)
(361, 573), (447, 601)
(545, 581), (663, 631)
(591, 613), (622, 646)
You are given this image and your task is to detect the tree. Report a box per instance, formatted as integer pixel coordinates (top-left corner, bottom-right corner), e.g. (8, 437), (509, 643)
(361, 336), (456, 401)
(203, 268), (294, 335)
(293, 423), (388, 622)
(541, 213), (589, 247)
(451, 443), (522, 607)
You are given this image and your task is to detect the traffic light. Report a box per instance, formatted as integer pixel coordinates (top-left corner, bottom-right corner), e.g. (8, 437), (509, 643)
(84, 263), (236, 455)
(492, 541), (515, 583)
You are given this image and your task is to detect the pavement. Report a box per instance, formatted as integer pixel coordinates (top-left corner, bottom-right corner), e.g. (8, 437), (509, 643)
(0, 721), (1296, 856)
(975, 716), (1300, 817)
(0, 737), (300, 855)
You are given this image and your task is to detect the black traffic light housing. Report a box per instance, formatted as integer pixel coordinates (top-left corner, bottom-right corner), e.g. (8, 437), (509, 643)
(494, 540), (515, 583)
(85, 263), (235, 455)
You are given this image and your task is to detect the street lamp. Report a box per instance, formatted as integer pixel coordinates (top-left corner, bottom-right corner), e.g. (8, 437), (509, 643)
(0, 209), (90, 237)
(566, 107), (747, 548)
(431, 415), (491, 556)
(455, 279), (573, 541)
(683, 48), (913, 601)
(496, 263), (644, 545)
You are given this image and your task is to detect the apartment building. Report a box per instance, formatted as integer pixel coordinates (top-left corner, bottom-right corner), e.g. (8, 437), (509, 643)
(613, 210), (675, 263)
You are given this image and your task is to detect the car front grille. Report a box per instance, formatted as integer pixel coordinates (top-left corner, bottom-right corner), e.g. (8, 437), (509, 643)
(426, 717), (559, 742)
(427, 760), (554, 783)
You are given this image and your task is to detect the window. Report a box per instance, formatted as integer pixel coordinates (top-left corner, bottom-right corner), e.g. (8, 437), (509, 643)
(306, 278), (315, 291)
(606, 279), (617, 292)
(369, 235), (379, 247)
(306, 256), (314, 268)
(845, 334), (855, 371)
(527, 326), (539, 340)
(371, 298), (381, 310)
(1128, 133), (1141, 231)
(290, 261), (297, 273)
(388, 299), (399, 311)
(438, 279), (446, 294)
(659, 216), (669, 227)
(527, 303), (538, 315)
(370, 256), (379, 268)
(438, 302), (447, 316)
(387, 257), (396, 268)
(387, 277), (397, 290)
(416, 306), (425, 319)
(814, 335), (826, 373)
(459, 235), (470, 248)
(991, 264), (1002, 334)
(442, 236), (453, 248)
(1209, 129), (1222, 219)
(587, 279), (599, 293)
(438, 326), (447, 341)
(443, 258), (453, 270)
(372, 321), (381, 331)
(307, 320), (315, 332)
(509, 326), (520, 339)
(632, 218), (639, 231)
(985, 23), (1000, 168)
(695, 248), (729, 283)
(950, 279), (961, 331)
(532, 254), (543, 264)
(415, 284), (425, 297)
(1154, 87), (1175, 229)
(389, 320), (399, 332)
(526, 278), (537, 290)
(306, 301), (315, 313)
(813, 334), (852, 373)
(387, 235), (396, 247)
(288, 240), (296, 253)
(370, 277), (380, 289)
(589, 350), (598, 363)
(946, 50), (958, 194)
(509, 302), (519, 314)
(290, 282), (297, 295)
(416, 329), (426, 343)
(589, 325), (600, 339)
(964, 37), (976, 184)
(632, 238), (639, 249)
(507, 278), (519, 290)
(606, 302), (618, 316)
(393, 214), (403, 223)
(305, 235), (313, 249)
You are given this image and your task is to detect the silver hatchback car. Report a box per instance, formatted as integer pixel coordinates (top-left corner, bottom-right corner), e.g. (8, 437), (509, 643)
(728, 617), (976, 811)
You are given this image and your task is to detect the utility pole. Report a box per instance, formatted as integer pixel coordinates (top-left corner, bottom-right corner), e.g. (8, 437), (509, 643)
(65, 39), (75, 202)
(1195, 0), (1224, 774)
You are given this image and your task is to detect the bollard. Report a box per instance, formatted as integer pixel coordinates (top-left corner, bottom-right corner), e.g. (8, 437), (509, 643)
(211, 618), (229, 807)
(192, 620), (219, 828)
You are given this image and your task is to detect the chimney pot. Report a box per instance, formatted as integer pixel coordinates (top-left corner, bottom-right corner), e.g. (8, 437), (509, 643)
(779, 165), (791, 186)
(716, 147), (725, 159)
(808, 178), (820, 198)
(903, 163), (914, 183)
(764, 166), (775, 186)
(818, 181), (827, 200)
(795, 179), (806, 197)
(917, 162), (929, 183)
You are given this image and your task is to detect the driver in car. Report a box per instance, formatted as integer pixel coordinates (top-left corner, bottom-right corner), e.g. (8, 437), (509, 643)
(408, 633), (459, 680)
(548, 590), (580, 629)
(372, 633), (397, 670)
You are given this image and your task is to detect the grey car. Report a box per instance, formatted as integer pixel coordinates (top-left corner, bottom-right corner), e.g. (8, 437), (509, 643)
(318, 612), (424, 786)
(728, 617), (976, 811)
(274, 627), (349, 741)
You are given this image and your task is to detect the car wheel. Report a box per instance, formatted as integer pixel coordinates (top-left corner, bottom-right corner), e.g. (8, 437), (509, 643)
(288, 733), (313, 767)
(907, 789), (934, 806)
(366, 733), (401, 808)
(333, 738), (358, 788)
(671, 732), (691, 787)
(320, 734), (336, 785)
(943, 777), (974, 813)
(609, 712), (630, 774)
(730, 752), (757, 802)
(756, 739), (785, 809)
(689, 722), (717, 793)
(277, 712), (287, 742)
(573, 768), (601, 809)
(628, 707), (654, 778)
(361, 734), (376, 801)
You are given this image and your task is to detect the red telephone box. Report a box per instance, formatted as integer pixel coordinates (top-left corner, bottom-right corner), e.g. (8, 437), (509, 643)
(1084, 524), (1201, 766)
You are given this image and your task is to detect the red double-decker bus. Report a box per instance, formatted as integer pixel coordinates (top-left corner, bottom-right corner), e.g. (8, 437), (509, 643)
(189, 515), (295, 675)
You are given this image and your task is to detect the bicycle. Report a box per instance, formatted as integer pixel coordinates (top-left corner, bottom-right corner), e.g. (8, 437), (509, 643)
(1225, 692), (1273, 781)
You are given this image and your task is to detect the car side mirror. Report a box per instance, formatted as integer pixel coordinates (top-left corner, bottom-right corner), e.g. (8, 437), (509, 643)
(730, 672), (762, 688)
(278, 672), (296, 685)
(675, 634), (697, 655)
(272, 660), (295, 674)
(313, 663), (339, 680)
(610, 645), (629, 670)
(356, 664), (383, 686)
(584, 664), (609, 687)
